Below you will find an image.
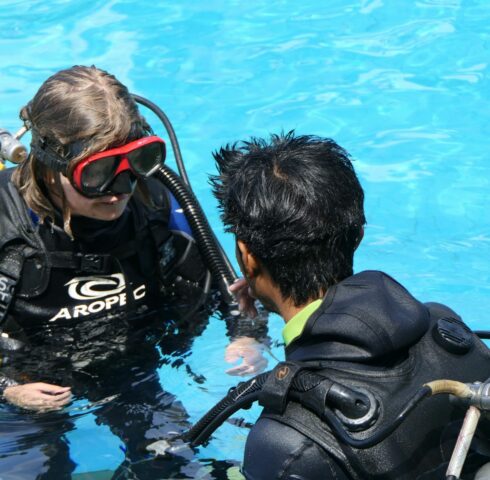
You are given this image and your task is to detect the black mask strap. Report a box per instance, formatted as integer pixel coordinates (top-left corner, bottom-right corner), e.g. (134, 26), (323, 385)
(30, 130), (88, 176)
(30, 130), (69, 175)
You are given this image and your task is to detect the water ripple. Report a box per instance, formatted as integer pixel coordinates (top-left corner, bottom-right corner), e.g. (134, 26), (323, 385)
(1, 0), (490, 473)
(334, 20), (456, 57)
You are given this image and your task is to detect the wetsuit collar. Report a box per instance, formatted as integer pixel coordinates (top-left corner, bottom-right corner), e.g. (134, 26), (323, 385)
(282, 299), (323, 347)
(286, 271), (430, 363)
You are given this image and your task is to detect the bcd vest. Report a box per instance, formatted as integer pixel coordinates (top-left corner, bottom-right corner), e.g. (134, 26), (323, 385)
(0, 170), (208, 329)
(261, 303), (490, 480)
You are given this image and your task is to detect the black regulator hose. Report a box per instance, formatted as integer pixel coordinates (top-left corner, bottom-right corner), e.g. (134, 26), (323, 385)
(132, 93), (238, 303)
(154, 165), (236, 304)
(182, 372), (269, 446)
(132, 94), (191, 187)
(475, 331), (490, 339)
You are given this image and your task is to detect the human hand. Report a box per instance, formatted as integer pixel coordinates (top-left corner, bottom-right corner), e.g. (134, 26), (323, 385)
(225, 336), (268, 376)
(3, 382), (72, 411)
(229, 278), (258, 319)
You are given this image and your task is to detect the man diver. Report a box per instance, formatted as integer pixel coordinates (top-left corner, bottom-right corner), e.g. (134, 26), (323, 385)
(210, 131), (490, 479)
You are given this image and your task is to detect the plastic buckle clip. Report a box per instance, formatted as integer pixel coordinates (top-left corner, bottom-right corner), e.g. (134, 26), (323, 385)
(79, 254), (110, 274)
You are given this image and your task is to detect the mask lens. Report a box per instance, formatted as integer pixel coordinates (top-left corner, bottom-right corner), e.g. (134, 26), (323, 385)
(106, 170), (137, 195)
(80, 155), (119, 192)
(127, 142), (164, 176)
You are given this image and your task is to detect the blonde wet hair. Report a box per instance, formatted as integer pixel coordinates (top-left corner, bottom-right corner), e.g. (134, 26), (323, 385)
(13, 65), (152, 234)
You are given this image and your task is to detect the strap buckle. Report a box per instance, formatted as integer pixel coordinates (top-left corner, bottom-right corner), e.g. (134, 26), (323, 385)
(78, 253), (111, 274)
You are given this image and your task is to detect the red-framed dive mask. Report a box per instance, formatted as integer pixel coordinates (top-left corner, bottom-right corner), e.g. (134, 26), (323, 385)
(70, 136), (166, 198)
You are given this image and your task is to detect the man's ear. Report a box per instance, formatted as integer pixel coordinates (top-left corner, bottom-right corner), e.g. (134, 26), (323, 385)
(355, 226), (365, 250)
(236, 240), (260, 279)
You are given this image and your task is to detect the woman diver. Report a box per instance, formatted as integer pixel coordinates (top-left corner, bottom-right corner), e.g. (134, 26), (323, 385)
(0, 65), (267, 478)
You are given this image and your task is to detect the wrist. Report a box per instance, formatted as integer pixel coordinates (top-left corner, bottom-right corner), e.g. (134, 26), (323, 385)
(0, 376), (19, 401)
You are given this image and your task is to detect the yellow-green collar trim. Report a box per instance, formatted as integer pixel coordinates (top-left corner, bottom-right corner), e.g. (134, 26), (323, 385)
(282, 299), (323, 347)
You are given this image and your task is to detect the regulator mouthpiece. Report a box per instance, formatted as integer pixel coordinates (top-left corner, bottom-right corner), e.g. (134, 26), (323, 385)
(0, 129), (28, 164)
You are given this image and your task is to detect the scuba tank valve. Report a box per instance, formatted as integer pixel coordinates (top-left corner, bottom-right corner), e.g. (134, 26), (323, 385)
(0, 128), (28, 165)
(424, 379), (490, 480)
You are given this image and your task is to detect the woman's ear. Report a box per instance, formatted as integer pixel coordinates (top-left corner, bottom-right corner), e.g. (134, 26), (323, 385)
(236, 240), (260, 279)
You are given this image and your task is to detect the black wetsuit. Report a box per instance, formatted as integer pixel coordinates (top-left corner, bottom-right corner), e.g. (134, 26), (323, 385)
(0, 168), (229, 478)
(243, 271), (490, 480)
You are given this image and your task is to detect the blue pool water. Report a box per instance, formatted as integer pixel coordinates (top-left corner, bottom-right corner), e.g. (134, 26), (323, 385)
(1, 0), (489, 477)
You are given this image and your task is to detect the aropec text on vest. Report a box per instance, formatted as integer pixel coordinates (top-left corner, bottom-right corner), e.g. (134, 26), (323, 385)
(49, 273), (146, 322)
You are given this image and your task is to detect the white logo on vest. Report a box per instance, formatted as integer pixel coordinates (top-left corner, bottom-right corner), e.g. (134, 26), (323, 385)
(66, 273), (126, 300)
(49, 273), (146, 322)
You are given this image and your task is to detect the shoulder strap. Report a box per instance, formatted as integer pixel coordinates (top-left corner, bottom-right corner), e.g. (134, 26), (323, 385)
(26, 238), (144, 277)
(0, 247), (24, 328)
(261, 402), (362, 480)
